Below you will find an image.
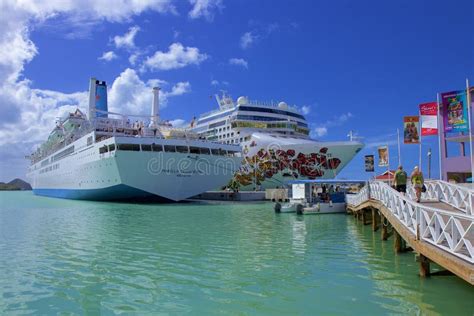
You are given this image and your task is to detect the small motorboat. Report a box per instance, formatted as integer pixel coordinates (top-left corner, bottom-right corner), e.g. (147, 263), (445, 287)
(274, 199), (304, 213)
(274, 180), (366, 215)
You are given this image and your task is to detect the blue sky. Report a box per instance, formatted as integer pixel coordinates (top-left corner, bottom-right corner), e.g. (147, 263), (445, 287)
(0, 0), (473, 181)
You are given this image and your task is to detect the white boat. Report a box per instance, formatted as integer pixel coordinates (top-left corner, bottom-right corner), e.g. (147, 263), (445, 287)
(274, 180), (365, 215)
(191, 92), (363, 190)
(26, 79), (242, 201)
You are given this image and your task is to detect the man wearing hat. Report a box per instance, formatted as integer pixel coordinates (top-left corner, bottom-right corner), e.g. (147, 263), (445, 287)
(410, 166), (425, 203)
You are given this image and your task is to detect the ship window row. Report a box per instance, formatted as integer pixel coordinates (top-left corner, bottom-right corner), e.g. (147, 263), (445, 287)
(196, 109), (234, 125)
(231, 121), (295, 129)
(39, 163), (59, 174)
(235, 115), (308, 127)
(217, 126), (231, 133)
(208, 120), (226, 129)
(237, 105), (305, 120)
(110, 143), (240, 156)
(51, 146), (75, 162)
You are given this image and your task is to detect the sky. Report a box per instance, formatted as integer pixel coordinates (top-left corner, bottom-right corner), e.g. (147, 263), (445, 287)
(0, 0), (473, 182)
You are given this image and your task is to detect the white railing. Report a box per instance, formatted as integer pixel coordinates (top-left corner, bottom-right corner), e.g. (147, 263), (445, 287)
(348, 181), (474, 264)
(407, 180), (474, 216)
(346, 184), (369, 207)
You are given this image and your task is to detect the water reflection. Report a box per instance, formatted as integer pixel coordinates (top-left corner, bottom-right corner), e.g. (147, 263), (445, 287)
(1, 192), (473, 315)
(347, 218), (474, 315)
(291, 216), (307, 256)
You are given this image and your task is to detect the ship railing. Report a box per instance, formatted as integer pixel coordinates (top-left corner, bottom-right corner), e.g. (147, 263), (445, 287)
(247, 100), (299, 112)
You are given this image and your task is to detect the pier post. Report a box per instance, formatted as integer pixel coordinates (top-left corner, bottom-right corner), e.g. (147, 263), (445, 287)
(362, 210), (369, 225)
(381, 214), (388, 241)
(394, 230), (402, 253)
(371, 208), (378, 231)
(418, 254), (431, 277)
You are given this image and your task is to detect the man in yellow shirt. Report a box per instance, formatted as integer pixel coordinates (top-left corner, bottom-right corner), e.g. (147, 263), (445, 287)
(410, 166), (424, 203)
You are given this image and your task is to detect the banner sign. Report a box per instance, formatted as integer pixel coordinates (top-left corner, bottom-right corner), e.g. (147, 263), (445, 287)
(377, 146), (389, 167)
(364, 155), (374, 172)
(441, 90), (469, 133)
(403, 116), (420, 144)
(419, 102), (438, 136)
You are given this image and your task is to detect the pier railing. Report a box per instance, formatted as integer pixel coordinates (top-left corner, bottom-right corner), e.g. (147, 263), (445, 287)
(407, 180), (474, 216)
(347, 181), (474, 264)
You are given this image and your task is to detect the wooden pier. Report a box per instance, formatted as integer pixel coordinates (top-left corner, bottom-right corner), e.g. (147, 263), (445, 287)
(346, 180), (474, 285)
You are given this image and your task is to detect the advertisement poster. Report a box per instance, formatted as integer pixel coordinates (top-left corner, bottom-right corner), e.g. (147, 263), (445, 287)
(364, 155), (374, 172)
(419, 102), (438, 136)
(441, 90), (469, 133)
(377, 146), (389, 167)
(403, 116), (420, 144)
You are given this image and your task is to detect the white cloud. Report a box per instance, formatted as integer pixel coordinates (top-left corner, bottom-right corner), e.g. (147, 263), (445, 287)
(229, 58), (248, 68)
(239, 23), (278, 49)
(168, 82), (191, 96)
(312, 127), (328, 138)
(173, 30), (180, 39)
(98, 51), (117, 61)
(365, 139), (398, 149)
(169, 119), (187, 127)
(240, 32), (255, 49)
(113, 26), (140, 49)
(188, 0), (224, 21)
(108, 68), (191, 116)
(0, 1), (179, 180)
(211, 79), (219, 86)
(143, 43), (208, 71)
(300, 105), (310, 115)
(310, 112), (354, 138)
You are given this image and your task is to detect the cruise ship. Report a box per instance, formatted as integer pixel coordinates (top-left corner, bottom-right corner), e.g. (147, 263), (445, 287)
(191, 93), (363, 189)
(26, 79), (242, 201)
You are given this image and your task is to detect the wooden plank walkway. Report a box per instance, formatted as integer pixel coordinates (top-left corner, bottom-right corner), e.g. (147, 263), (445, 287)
(347, 199), (474, 285)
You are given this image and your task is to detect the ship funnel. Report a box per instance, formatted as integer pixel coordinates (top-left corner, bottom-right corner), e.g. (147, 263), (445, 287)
(150, 87), (160, 127)
(88, 77), (108, 120)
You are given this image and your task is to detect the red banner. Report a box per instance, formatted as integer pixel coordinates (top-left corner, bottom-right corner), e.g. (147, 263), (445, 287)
(419, 102), (438, 136)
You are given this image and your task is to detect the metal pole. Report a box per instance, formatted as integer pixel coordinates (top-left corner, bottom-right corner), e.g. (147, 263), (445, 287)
(419, 109), (422, 170)
(427, 147), (432, 179)
(466, 78), (473, 182)
(397, 128), (401, 166)
(254, 156), (257, 191)
(387, 146), (391, 185)
(437, 93), (443, 180)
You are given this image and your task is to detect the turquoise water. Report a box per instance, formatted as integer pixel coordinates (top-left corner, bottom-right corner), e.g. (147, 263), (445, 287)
(0, 192), (472, 315)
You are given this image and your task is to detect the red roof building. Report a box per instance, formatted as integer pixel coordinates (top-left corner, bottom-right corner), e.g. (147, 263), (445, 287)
(375, 170), (411, 184)
(375, 170), (396, 183)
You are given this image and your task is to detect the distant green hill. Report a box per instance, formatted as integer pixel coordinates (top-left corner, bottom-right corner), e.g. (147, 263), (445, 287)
(0, 178), (32, 191)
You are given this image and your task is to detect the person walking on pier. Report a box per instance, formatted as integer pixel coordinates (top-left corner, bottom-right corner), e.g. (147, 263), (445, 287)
(411, 166), (424, 203)
(393, 165), (407, 196)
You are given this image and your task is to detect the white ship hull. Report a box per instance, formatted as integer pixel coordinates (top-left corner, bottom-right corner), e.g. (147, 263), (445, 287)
(235, 133), (363, 190)
(27, 133), (242, 201)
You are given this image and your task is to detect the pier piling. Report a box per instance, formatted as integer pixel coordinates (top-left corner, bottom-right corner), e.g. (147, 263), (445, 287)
(381, 215), (388, 241)
(394, 230), (403, 253)
(417, 254), (431, 277)
(371, 208), (378, 231)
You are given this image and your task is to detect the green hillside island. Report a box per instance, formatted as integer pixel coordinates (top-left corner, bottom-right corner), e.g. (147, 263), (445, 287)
(0, 179), (32, 191)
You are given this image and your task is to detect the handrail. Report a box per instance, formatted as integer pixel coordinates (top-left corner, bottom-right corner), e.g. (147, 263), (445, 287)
(347, 180), (474, 263)
(406, 180), (474, 216)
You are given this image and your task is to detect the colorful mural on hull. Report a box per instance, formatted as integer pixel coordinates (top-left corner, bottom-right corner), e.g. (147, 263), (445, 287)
(233, 147), (342, 187)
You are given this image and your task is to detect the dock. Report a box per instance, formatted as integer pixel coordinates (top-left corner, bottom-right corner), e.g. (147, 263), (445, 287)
(347, 180), (474, 285)
(191, 188), (288, 202)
